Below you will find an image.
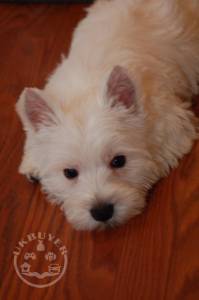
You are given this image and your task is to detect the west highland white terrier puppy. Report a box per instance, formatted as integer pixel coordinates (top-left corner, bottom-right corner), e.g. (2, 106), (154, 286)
(16, 0), (199, 230)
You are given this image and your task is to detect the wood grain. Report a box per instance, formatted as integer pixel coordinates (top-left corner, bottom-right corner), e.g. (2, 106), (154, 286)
(0, 4), (198, 300)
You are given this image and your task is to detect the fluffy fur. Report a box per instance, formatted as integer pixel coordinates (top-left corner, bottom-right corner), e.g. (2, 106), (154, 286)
(16, 0), (199, 230)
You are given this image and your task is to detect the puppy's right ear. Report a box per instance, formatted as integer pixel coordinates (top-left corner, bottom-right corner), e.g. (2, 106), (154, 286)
(16, 88), (57, 132)
(106, 66), (136, 110)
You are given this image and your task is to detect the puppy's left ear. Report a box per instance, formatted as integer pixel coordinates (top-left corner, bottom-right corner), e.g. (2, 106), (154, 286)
(16, 88), (58, 132)
(106, 65), (136, 109)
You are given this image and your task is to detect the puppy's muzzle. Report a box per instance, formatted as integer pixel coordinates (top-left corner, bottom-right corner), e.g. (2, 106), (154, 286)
(90, 203), (114, 222)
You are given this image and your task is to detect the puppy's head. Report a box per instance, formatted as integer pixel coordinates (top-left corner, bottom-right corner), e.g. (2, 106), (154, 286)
(17, 66), (159, 230)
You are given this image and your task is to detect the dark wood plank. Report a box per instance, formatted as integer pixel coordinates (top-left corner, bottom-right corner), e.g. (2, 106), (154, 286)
(0, 4), (198, 300)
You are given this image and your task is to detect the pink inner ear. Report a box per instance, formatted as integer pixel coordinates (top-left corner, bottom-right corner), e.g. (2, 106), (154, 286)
(25, 89), (56, 131)
(107, 66), (135, 108)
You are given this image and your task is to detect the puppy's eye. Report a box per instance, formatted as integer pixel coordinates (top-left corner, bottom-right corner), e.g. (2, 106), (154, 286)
(64, 168), (78, 179)
(110, 155), (126, 168)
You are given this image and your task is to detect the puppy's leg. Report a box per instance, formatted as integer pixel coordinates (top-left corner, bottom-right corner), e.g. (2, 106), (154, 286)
(19, 133), (40, 183)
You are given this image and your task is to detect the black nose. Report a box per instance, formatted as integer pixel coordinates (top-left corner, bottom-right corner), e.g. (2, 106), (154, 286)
(90, 203), (114, 222)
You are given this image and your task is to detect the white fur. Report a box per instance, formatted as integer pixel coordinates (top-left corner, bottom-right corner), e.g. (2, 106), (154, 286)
(16, 0), (199, 230)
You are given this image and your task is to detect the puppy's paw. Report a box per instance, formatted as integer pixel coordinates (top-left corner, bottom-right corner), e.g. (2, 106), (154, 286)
(19, 155), (40, 184)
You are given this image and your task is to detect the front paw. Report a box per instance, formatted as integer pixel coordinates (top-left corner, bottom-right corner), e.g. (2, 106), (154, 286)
(19, 155), (40, 184)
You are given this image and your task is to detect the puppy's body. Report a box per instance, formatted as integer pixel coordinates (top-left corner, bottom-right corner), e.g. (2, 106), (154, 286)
(17, 0), (199, 230)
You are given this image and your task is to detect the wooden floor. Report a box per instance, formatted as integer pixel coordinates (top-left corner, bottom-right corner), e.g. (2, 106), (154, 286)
(0, 3), (199, 300)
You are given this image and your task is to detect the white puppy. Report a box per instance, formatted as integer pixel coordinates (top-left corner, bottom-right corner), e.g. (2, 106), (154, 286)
(16, 0), (199, 230)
